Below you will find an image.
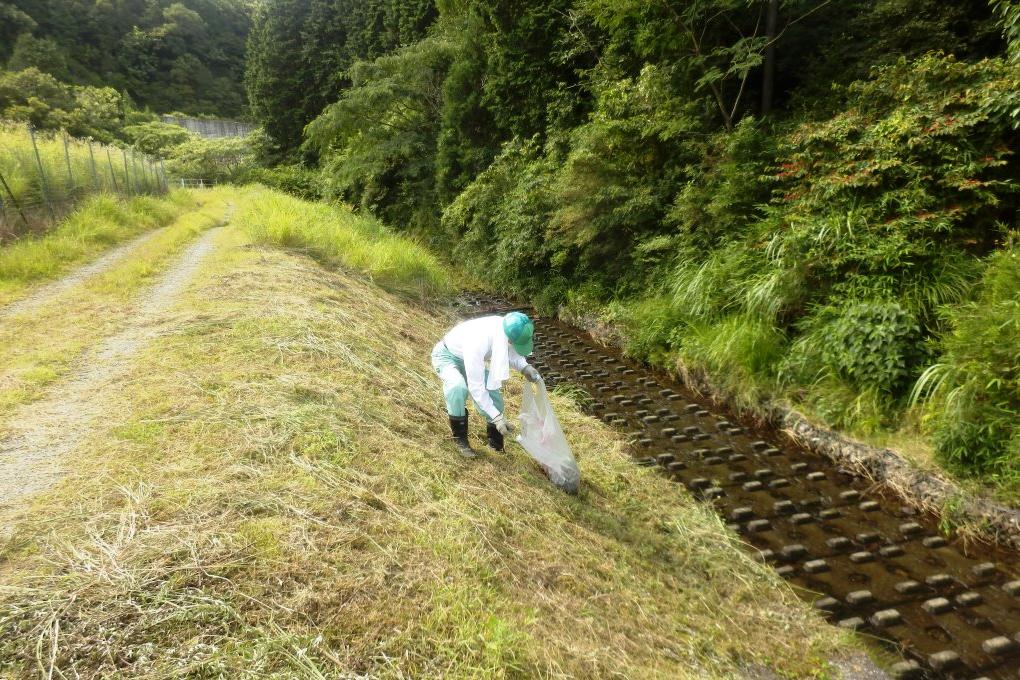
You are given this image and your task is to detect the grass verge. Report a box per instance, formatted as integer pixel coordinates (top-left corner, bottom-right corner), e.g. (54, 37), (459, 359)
(0, 191), (195, 306)
(0, 211), (855, 678)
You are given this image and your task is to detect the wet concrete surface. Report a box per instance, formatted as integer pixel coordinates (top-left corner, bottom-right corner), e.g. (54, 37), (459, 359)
(460, 296), (1020, 680)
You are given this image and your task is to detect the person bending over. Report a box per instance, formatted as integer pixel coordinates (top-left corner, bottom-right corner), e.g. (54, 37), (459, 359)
(431, 312), (542, 458)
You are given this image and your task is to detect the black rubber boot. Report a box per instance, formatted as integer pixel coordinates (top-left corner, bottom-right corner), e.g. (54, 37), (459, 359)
(449, 415), (476, 459)
(486, 422), (505, 453)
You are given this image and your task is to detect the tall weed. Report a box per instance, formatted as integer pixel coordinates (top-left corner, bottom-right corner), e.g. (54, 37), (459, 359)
(240, 189), (453, 300)
(913, 243), (1020, 482)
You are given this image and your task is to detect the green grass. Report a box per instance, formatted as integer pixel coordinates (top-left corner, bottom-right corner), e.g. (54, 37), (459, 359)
(0, 122), (163, 214)
(238, 187), (455, 300)
(0, 123), (165, 238)
(0, 211), (857, 678)
(0, 190), (195, 305)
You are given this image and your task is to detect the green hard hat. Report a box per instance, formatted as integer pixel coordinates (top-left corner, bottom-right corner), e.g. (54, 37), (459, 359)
(503, 312), (534, 356)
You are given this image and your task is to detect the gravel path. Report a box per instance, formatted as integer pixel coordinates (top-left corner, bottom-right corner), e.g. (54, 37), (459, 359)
(0, 226), (224, 509)
(0, 227), (170, 322)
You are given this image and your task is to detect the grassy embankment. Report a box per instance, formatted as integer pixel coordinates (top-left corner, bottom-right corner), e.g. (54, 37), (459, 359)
(0, 189), (234, 417)
(0, 187), (858, 678)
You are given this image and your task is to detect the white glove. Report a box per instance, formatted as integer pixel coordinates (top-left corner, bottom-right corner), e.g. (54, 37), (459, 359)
(492, 413), (514, 436)
(522, 365), (542, 384)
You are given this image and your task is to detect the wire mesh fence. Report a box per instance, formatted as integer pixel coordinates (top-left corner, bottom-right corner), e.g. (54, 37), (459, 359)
(0, 122), (169, 244)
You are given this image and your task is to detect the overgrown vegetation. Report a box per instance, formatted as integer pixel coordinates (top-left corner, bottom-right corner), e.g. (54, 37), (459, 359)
(0, 122), (168, 238)
(913, 242), (1020, 493)
(252, 0), (1020, 497)
(0, 219), (854, 676)
(238, 188), (454, 300)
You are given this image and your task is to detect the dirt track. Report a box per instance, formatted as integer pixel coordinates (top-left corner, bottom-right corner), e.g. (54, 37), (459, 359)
(0, 226), (224, 509)
(0, 227), (171, 322)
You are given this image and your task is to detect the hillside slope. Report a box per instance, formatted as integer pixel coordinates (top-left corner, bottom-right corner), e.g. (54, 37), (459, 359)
(0, 187), (862, 678)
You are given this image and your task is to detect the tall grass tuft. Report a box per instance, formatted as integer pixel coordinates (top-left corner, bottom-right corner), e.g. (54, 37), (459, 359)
(239, 188), (454, 300)
(911, 243), (1020, 491)
(678, 314), (786, 409)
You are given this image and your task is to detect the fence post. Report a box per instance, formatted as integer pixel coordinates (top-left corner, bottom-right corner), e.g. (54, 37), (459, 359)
(160, 160), (168, 192)
(135, 151), (143, 192)
(122, 148), (131, 194)
(62, 132), (74, 194)
(0, 170), (30, 228)
(131, 149), (139, 192)
(28, 126), (57, 222)
(106, 147), (119, 192)
(87, 141), (100, 190)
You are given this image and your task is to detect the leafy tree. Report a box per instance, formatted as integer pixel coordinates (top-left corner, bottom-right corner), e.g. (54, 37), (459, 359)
(6, 33), (70, 79)
(165, 133), (258, 181)
(246, 0), (436, 156)
(993, 0), (1020, 62)
(0, 3), (35, 62)
(123, 120), (196, 157)
(305, 37), (457, 232)
(4, 0), (250, 117)
(434, 0), (590, 199)
(0, 68), (127, 141)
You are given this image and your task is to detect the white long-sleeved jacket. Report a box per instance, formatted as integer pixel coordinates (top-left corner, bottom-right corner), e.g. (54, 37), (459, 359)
(442, 315), (530, 419)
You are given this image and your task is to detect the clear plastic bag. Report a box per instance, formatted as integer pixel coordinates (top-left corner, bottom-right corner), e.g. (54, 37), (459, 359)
(516, 380), (580, 494)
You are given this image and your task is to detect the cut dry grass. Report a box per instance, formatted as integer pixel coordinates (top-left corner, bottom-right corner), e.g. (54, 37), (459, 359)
(0, 188), (240, 417)
(0, 212), (855, 678)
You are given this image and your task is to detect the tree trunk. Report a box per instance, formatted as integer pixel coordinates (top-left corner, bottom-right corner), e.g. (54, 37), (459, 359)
(761, 0), (779, 115)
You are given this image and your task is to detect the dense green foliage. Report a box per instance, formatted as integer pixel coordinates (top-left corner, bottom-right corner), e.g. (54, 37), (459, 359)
(253, 0), (1020, 491)
(245, 0), (436, 156)
(914, 243), (1020, 485)
(0, 68), (126, 142)
(0, 0), (250, 116)
(994, 0), (1020, 62)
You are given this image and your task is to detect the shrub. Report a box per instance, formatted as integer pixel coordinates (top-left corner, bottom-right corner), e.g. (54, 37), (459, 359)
(781, 300), (925, 431)
(914, 243), (1020, 481)
(824, 301), (924, 394)
(443, 139), (560, 298)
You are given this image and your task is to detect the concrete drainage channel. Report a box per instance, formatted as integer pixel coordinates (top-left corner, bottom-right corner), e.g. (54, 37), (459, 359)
(458, 296), (1020, 680)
